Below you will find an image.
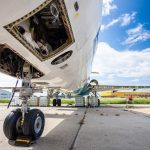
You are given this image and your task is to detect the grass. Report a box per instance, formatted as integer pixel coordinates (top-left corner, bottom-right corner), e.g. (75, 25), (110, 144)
(132, 99), (150, 104)
(101, 98), (150, 104)
(1, 98), (150, 104)
(0, 99), (10, 103)
(101, 99), (126, 104)
(0, 98), (76, 105)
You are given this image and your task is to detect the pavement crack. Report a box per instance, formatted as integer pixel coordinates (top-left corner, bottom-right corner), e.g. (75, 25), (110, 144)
(69, 108), (88, 150)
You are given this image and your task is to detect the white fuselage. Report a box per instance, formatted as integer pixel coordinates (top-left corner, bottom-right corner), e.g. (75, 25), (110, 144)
(0, 0), (102, 90)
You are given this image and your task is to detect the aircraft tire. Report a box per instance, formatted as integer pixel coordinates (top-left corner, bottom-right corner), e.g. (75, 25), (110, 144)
(53, 99), (57, 106)
(23, 109), (45, 140)
(3, 109), (22, 140)
(98, 99), (100, 107)
(57, 99), (61, 106)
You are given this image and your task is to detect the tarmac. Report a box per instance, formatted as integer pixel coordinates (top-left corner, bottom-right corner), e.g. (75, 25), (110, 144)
(0, 105), (150, 150)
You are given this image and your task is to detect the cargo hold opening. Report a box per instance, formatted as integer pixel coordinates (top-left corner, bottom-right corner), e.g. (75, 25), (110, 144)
(5, 0), (74, 61)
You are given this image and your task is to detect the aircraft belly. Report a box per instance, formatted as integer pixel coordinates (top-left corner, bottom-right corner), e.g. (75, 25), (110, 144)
(0, 0), (45, 26)
(0, 0), (102, 90)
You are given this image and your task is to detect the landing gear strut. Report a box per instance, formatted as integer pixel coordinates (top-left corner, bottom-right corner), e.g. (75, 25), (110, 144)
(53, 99), (61, 106)
(3, 63), (45, 145)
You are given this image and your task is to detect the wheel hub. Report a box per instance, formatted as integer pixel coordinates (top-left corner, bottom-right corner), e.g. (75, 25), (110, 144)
(34, 116), (42, 134)
(16, 117), (22, 133)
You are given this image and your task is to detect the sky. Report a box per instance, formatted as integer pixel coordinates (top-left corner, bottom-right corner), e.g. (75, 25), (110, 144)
(0, 0), (150, 87)
(92, 0), (150, 86)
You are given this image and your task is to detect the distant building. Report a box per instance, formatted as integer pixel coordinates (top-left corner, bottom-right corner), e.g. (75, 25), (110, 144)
(101, 91), (150, 98)
(0, 90), (12, 99)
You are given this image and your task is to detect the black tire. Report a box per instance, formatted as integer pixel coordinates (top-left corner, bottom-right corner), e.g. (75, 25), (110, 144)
(57, 99), (61, 106)
(98, 99), (100, 107)
(53, 99), (57, 106)
(23, 109), (45, 140)
(3, 109), (22, 140)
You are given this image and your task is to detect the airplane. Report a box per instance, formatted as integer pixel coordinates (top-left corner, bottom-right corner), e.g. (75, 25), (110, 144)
(0, 0), (102, 143)
(0, 0), (150, 145)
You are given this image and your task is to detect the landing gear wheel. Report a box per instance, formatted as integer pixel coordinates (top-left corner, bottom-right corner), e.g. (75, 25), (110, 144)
(23, 109), (45, 140)
(98, 99), (100, 107)
(3, 109), (22, 140)
(57, 99), (61, 106)
(53, 99), (57, 106)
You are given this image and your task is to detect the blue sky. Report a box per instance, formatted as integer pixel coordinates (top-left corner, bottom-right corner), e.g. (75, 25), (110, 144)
(0, 0), (150, 87)
(100, 0), (150, 51)
(92, 0), (150, 86)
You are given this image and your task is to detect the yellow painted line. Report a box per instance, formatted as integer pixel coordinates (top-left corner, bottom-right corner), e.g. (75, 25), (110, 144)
(16, 139), (31, 143)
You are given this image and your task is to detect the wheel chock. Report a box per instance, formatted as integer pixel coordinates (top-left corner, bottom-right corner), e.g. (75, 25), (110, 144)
(15, 136), (35, 147)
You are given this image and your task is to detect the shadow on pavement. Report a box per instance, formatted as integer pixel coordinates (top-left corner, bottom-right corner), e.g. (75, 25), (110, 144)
(30, 107), (85, 150)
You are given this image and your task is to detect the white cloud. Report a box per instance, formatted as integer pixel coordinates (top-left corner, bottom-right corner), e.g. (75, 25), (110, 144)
(123, 24), (150, 46)
(101, 18), (119, 31)
(131, 79), (140, 82)
(101, 12), (136, 31)
(121, 12), (137, 26)
(102, 0), (117, 16)
(92, 42), (150, 79)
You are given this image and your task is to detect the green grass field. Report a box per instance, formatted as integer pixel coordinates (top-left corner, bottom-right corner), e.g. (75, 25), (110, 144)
(0, 99), (9, 103)
(50, 98), (150, 105)
(101, 98), (150, 104)
(1, 98), (150, 104)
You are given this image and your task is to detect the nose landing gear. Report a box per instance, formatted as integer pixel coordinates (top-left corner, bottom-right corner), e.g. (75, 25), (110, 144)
(53, 99), (61, 106)
(3, 63), (45, 146)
